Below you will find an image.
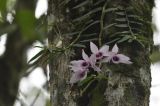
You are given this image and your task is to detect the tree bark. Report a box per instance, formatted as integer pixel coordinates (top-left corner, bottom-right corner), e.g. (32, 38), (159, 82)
(48, 0), (154, 106)
(47, 0), (76, 105)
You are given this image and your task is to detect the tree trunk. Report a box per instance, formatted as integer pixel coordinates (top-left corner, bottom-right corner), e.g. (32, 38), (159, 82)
(48, 0), (154, 106)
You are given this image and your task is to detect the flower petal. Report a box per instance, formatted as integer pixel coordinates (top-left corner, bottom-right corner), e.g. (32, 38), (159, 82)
(99, 45), (109, 54)
(70, 70), (87, 84)
(113, 54), (132, 64)
(89, 54), (96, 66)
(112, 44), (119, 53)
(103, 52), (115, 56)
(90, 42), (99, 53)
(70, 73), (80, 84)
(101, 57), (112, 63)
(82, 50), (90, 61)
(69, 66), (82, 72)
(70, 60), (84, 66)
(92, 65), (101, 72)
(117, 54), (130, 61)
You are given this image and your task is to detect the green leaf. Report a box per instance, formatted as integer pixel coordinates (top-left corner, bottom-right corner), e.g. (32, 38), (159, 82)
(117, 36), (131, 43)
(150, 52), (160, 63)
(30, 49), (50, 67)
(0, 14), (3, 22)
(110, 31), (130, 37)
(127, 14), (139, 18)
(114, 24), (128, 28)
(82, 33), (97, 37)
(34, 46), (44, 48)
(115, 18), (126, 22)
(96, 74), (108, 80)
(129, 21), (143, 26)
(131, 28), (146, 34)
(105, 38), (120, 44)
(73, 0), (89, 9)
(103, 23), (116, 30)
(73, 7), (102, 22)
(115, 11), (125, 16)
(78, 75), (95, 86)
(63, 31), (80, 36)
(80, 79), (95, 95)
(16, 9), (37, 41)
(80, 38), (98, 43)
(128, 39), (133, 43)
(105, 8), (118, 13)
(28, 49), (45, 63)
(0, 0), (6, 12)
(82, 20), (100, 31)
(94, 0), (104, 6)
(72, 44), (86, 48)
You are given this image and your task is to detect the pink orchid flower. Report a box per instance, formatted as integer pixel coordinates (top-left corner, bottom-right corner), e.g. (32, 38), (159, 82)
(103, 44), (132, 64)
(69, 55), (100, 84)
(70, 50), (101, 72)
(90, 42), (109, 60)
(70, 67), (88, 84)
(70, 50), (91, 70)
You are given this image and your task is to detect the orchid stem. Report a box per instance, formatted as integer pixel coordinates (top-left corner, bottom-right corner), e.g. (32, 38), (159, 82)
(98, 1), (107, 47)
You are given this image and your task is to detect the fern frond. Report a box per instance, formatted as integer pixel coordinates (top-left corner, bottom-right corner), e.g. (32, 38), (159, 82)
(73, 0), (89, 9)
(105, 7), (148, 45)
(73, 7), (102, 22)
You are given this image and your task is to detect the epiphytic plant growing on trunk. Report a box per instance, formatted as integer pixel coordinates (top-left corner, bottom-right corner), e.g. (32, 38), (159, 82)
(69, 42), (132, 84)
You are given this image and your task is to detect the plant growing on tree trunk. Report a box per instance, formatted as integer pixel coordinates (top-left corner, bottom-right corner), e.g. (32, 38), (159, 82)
(69, 42), (132, 84)
(0, 0), (156, 106)
(47, 0), (154, 106)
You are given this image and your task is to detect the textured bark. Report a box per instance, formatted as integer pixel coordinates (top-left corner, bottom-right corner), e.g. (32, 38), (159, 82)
(47, 0), (76, 106)
(48, 0), (154, 106)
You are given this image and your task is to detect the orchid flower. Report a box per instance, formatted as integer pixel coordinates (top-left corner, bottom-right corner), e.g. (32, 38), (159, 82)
(69, 42), (132, 84)
(70, 68), (87, 84)
(69, 55), (100, 84)
(70, 50), (101, 72)
(90, 42), (109, 60)
(103, 44), (132, 64)
(70, 50), (91, 70)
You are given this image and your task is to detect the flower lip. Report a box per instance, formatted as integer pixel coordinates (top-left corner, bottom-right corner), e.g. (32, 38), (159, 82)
(112, 55), (119, 61)
(78, 71), (86, 78)
(81, 61), (89, 67)
(96, 52), (103, 58)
